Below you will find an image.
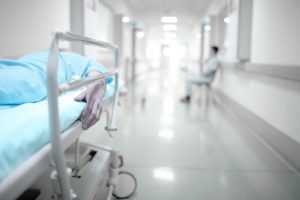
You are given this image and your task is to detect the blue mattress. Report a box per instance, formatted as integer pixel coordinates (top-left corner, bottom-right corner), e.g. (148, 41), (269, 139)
(0, 82), (119, 181)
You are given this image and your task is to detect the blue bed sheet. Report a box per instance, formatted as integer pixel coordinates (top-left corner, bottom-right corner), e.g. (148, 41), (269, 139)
(0, 81), (120, 181)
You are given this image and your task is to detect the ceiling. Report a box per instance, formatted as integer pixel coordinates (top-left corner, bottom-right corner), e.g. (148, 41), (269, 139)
(102, 0), (225, 27)
(124, 0), (212, 28)
(101, 0), (226, 40)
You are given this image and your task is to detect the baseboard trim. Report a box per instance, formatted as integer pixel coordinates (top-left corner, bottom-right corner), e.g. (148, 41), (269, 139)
(214, 89), (300, 172)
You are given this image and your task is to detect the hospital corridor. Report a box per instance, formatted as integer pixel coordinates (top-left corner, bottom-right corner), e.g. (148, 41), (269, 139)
(82, 58), (300, 200)
(1, 0), (300, 200)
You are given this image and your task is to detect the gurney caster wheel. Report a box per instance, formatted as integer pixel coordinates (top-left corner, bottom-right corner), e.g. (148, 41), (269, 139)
(113, 171), (137, 199)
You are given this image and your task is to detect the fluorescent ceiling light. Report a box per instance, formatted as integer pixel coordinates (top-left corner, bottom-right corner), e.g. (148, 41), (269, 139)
(136, 31), (145, 38)
(122, 16), (130, 23)
(224, 17), (230, 24)
(163, 24), (177, 31)
(164, 31), (176, 39)
(161, 16), (178, 23)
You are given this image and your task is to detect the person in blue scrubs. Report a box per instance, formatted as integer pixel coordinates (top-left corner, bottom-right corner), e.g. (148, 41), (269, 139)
(0, 50), (112, 130)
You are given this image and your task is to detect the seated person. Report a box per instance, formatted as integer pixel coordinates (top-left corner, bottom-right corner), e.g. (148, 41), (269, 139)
(181, 46), (220, 103)
(0, 50), (112, 130)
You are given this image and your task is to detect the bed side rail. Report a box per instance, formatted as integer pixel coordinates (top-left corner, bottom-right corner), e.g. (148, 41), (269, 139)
(47, 31), (119, 200)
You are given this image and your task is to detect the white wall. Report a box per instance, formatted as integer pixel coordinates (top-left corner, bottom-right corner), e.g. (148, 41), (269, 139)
(82, 0), (115, 65)
(223, 0), (239, 62)
(220, 0), (252, 61)
(214, 0), (300, 145)
(0, 0), (70, 57)
(237, 0), (252, 61)
(96, 2), (114, 42)
(214, 70), (300, 143)
(251, 0), (300, 66)
(122, 22), (133, 60)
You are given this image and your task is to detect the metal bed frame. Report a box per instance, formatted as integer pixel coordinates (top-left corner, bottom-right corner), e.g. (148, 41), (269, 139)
(0, 31), (137, 200)
(47, 31), (120, 200)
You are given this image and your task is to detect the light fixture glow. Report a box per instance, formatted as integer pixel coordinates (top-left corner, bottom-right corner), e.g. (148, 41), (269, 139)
(161, 16), (178, 23)
(122, 16), (130, 23)
(163, 24), (177, 31)
(159, 129), (174, 139)
(136, 31), (145, 38)
(154, 167), (175, 181)
(204, 25), (211, 32)
(163, 96), (174, 115)
(161, 115), (173, 125)
(224, 17), (230, 24)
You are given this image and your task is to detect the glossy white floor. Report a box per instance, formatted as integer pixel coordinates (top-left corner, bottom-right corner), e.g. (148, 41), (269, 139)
(82, 61), (300, 200)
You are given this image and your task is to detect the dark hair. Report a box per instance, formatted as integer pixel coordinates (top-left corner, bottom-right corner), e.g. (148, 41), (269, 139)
(211, 46), (219, 54)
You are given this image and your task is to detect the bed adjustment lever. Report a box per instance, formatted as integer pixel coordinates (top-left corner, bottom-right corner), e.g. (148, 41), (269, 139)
(105, 127), (118, 132)
(105, 110), (118, 137)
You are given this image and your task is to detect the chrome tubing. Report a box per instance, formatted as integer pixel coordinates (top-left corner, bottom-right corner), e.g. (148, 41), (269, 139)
(56, 31), (118, 50)
(47, 31), (119, 200)
(59, 70), (116, 94)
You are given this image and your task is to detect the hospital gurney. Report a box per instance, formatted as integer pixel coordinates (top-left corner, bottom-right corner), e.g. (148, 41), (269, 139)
(0, 31), (137, 200)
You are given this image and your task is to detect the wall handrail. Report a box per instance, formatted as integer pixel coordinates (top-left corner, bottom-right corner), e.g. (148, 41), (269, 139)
(221, 61), (300, 82)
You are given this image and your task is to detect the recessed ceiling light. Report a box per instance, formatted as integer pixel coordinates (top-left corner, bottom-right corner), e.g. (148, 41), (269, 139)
(136, 31), (145, 38)
(204, 25), (211, 32)
(161, 16), (178, 23)
(163, 24), (177, 31)
(122, 16), (130, 23)
(224, 17), (230, 24)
